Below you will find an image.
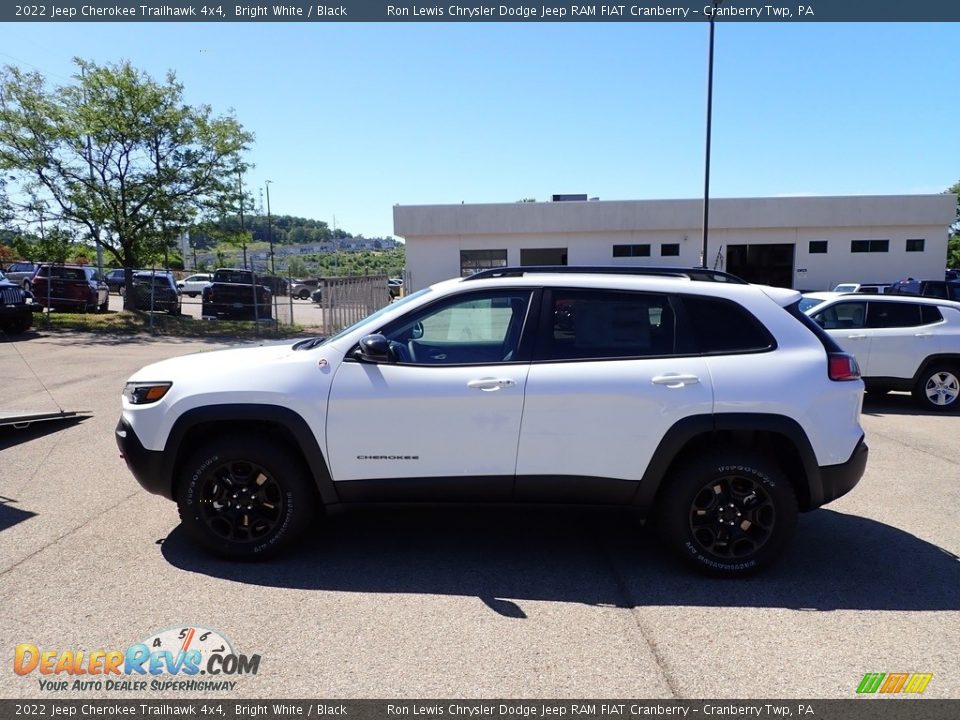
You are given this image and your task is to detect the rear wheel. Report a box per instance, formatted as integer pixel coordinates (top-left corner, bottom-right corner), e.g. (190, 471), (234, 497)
(297, 289), (310, 300)
(913, 365), (960, 412)
(657, 449), (797, 576)
(176, 436), (318, 559)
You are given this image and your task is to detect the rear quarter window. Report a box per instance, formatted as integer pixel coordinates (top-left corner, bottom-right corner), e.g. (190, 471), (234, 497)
(681, 296), (775, 354)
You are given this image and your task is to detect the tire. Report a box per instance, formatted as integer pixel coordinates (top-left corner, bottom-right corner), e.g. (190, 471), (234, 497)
(913, 365), (960, 412)
(188, 293), (198, 298)
(118, 285), (125, 297)
(176, 436), (317, 560)
(22, 279), (31, 292)
(98, 299), (109, 313)
(3, 318), (31, 334)
(297, 289), (310, 300)
(656, 449), (798, 577)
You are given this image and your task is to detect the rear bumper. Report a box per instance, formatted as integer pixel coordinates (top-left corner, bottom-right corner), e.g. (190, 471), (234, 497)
(115, 418), (171, 498)
(817, 436), (868, 506)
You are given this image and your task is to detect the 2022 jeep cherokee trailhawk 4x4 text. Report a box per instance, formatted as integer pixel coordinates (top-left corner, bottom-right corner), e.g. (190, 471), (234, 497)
(117, 267), (868, 576)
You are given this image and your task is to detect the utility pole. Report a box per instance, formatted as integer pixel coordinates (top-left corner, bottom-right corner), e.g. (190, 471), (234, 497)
(265, 180), (274, 274)
(238, 170), (247, 269)
(81, 66), (104, 274)
(701, 0), (722, 268)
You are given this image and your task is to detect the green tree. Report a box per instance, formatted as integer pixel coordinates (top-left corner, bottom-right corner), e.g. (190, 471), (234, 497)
(0, 58), (252, 306)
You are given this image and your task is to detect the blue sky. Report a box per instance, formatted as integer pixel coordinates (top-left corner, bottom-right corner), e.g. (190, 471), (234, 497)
(2, 22), (956, 238)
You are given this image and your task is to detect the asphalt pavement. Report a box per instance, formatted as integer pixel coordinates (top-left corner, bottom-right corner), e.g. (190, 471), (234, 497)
(1, 331), (958, 700)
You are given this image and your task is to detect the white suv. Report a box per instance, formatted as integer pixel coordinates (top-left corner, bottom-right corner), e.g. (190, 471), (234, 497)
(806, 294), (960, 411)
(117, 267), (868, 576)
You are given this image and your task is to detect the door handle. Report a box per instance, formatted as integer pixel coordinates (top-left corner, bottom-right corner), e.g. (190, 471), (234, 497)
(651, 374), (701, 388)
(467, 378), (516, 391)
(846, 334), (867, 339)
(914, 333), (932, 338)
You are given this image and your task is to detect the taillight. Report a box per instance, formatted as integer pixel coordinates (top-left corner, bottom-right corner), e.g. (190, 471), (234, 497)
(828, 353), (861, 381)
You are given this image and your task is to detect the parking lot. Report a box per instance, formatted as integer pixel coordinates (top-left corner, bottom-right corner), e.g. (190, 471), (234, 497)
(1, 330), (958, 699)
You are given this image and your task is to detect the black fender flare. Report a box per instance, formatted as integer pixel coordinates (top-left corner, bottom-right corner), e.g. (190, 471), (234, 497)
(164, 404), (339, 506)
(631, 413), (823, 512)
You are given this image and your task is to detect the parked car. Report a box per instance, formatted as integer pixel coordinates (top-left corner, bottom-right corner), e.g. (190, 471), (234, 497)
(0, 270), (36, 334)
(259, 275), (288, 297)
(798, 291), (845, 313)
(311, 287), (323, 304)
(4, 261), (40, 292)
(887, 278), (960, 302)
(806, 294), (960, 411)
(118, 265), (868, 576)
(831, 282), (890, 294)
(290, 278), (320, 300)
(177, 273), (213, 298)
(32, 264), (109, 312)
(104, 269), (128, 295)
(201, 268), (272, 320)
(128, 271), (182, 315)
(387, 277), (404, 299)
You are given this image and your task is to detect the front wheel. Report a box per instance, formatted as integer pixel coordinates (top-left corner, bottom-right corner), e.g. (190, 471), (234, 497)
(913, 365), (960, 412)
(656, 450), (798, 577)
(176, 436), (317, 559)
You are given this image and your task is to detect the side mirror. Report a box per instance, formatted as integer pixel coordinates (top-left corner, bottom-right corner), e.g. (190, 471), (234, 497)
(356, 334), (391, 363)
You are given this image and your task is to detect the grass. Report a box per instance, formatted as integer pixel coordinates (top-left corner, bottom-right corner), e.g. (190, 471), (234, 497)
(35, 309), (307, 339)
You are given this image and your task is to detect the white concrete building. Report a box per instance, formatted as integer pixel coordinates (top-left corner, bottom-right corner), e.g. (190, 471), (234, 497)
(393, 194), (957, 291)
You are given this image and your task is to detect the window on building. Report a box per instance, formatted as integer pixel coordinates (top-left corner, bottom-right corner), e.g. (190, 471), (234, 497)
(612, 244), (651, 258)
(851, 240), (889, 253)
(808, 241), (828, 254)
(906, 238), (925, 252)
(661, 244), (680, 257)
(460, 249), (508, 277)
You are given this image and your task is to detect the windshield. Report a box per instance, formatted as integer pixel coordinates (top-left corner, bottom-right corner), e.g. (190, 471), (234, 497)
(832, 284), (857, 293)
(318, 287), (433, 347)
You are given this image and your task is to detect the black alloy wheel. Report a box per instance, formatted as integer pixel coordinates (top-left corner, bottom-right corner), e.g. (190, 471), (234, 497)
(197, 459), (286, 544)
(687, 473), (776, 561)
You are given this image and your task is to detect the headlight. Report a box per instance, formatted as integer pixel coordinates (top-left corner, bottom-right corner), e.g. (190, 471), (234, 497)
(123, 382), (172, 405)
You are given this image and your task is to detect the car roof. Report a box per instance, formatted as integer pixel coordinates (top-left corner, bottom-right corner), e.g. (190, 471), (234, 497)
(812, 293), (960, 310)
(440, 271), (802, 306)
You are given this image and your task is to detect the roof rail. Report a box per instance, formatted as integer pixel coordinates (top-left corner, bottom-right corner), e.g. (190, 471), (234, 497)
(464, 265), (747, 284)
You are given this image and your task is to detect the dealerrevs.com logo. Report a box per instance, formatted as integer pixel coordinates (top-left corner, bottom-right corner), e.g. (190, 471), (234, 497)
(856, 672), (933, 695)
(14, 626), (261, 693)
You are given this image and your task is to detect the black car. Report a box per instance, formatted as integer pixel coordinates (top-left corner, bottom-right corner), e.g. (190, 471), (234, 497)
(104, 269), (128, 294)
(128, 271), (182, 315)
(0, 270), (36, 334)
(888, 278), (960, 302)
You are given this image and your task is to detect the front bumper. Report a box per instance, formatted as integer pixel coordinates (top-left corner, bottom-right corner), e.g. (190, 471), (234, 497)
(115, 418), (172, 498)
(818, 436), (868, 506)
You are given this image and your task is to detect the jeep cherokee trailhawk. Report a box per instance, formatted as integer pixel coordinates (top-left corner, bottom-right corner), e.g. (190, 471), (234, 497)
(117, 267), (868, 575)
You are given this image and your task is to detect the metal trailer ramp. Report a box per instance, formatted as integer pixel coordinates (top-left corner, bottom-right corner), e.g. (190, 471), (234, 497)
(0, 409), (92, 430)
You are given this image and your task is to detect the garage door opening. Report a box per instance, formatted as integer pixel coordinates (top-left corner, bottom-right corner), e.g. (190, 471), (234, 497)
(725, 244), (795, 288)
(520, 248), (567, 266)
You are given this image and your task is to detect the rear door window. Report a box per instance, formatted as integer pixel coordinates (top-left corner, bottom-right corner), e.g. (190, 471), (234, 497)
(536, 289), (676, 361)
(865, 302), (923, 328)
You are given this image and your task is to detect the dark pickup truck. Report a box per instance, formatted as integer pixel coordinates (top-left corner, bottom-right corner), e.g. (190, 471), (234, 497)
(201, 269), (273, 321)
